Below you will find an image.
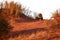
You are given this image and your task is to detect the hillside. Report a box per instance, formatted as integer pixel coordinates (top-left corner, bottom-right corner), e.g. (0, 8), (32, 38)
(0, 1), (60, 40)
(7, 16), (60, 40)
(7, 16), (58, 31)
(0, 10), (60, 40)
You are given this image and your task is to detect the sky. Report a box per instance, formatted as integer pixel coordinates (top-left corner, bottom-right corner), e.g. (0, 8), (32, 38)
(0, 0), (60, 19)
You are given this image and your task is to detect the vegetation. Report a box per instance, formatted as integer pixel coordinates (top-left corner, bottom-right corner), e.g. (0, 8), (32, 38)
(0, 16), (12, 40)
(51, 10), (60, 23)
(0, 1), (60, 40)
(0, 1), (22, 18)
(8, 10), (60, 40)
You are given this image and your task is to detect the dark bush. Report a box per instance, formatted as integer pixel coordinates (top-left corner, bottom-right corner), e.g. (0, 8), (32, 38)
(0, 17), (12, 40)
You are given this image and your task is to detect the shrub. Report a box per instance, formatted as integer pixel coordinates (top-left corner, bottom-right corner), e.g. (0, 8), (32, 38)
(0, 17), (12, 40)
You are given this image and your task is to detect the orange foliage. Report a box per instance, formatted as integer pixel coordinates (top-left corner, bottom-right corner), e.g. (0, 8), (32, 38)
(51, 10), (60, 23)
(0, 1), (22, 18)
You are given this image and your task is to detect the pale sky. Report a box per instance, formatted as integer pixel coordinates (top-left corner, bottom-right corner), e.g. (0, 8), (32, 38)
(0, 0), (60, 19)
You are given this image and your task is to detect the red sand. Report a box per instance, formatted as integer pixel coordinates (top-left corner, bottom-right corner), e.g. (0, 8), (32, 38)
(7, 17), (59, 32)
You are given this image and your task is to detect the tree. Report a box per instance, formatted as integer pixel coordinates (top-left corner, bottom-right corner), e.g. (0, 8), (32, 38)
(0, 16), (12, 40)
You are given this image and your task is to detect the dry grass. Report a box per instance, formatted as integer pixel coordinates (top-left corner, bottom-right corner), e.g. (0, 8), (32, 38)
(7, 15), (60, 40)
(0, 1), (60, 40)
(8, 28), (60, 40)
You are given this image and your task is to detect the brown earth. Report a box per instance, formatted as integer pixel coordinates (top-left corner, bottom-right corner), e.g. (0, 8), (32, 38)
(7, 17), (60, 40)
(7, 16), (60, 32)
